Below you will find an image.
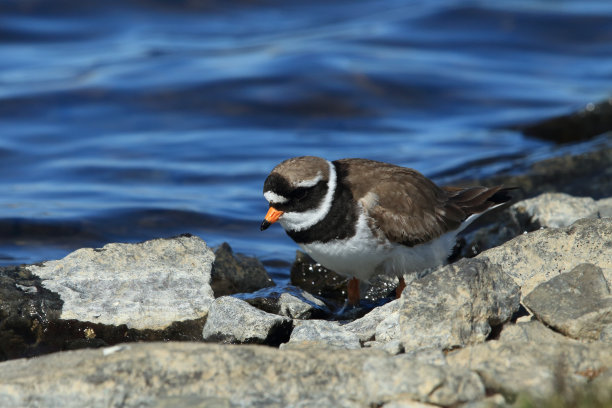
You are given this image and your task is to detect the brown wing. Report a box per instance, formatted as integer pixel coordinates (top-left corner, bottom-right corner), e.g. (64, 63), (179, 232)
(337, 159), (511, 247)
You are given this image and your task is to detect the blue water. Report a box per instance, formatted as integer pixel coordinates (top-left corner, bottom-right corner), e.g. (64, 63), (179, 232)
(1, 1), (611, 283)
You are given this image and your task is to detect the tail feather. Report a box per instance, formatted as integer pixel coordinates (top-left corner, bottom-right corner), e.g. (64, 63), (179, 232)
(444, 185), (516, 219)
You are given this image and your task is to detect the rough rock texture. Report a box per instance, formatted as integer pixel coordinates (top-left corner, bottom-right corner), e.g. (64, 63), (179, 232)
(0, 342), (486, 408)
(459, 192), (612, 259)
(244, 289), (331, 320)
(523, 263), (612, 340)
(202, 296), (292, 346)
(399, 258), (520, 351)
(447, 339), (612, 399)
(27, 235), (215, 330)
(211, 242), (274, 296)
(477, 218), (612, 298)
(514, 193), (604, 228)
(499, 320), (579, 344)
(277, 292), (328, 319)
(282, 319), (361, 350)
(343, 299), (400, 342)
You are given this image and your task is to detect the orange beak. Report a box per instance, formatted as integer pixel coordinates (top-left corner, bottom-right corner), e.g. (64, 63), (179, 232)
(260, 206), (284, 231)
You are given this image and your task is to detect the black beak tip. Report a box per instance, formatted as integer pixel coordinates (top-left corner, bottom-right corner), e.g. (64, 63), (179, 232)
(260, 220), (271, 231)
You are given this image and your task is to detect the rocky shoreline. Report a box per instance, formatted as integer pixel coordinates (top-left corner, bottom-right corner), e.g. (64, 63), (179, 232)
(0, 146), (611, 407)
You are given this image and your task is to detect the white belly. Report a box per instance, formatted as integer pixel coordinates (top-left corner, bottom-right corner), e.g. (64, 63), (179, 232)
(299, 212), (458, 282)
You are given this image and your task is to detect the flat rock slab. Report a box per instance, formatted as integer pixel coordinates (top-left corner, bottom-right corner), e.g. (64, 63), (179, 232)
(477, 218), (612, 298)
(27, 235), (215, 330)
(0, 342), (485, 408)
(202, 296), (292, 346)
(523, 263), (612, 340)
(399, 258), (520, 351)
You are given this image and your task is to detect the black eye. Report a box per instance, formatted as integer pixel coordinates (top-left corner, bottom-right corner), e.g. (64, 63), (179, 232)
(293, 187), (308, 201)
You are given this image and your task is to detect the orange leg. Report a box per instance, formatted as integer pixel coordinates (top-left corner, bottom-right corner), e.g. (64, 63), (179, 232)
(396, 275), (406, 299)
(347, 277), (360, 307)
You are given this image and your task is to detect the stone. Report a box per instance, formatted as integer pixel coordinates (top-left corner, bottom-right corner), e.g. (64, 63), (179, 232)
(342, 299), (400, 342)
(277, 292), (328, 320)
(363, 356), (485, 406)
(201, 296), (292, 346)
(447, 340), (612, 399)
(26, 234), (215, 330)
(398, 258), (520, 351)
(282, 319), (361, 350)
(499, 320), (578, 344)
(210, 242), (274, 297)
(477, 218), (612, 298)
(523, 263), (612, 340)
(0, 342), (488, 407)
(243, 289), (331, 320)
(512, 193), (600, 228)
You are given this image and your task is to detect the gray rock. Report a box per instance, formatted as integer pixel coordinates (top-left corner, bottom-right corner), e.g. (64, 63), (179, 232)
(282, 319), (361, 350)
(27, 235), (215, 330)
(364, 339), (404, 355)
(277, 292), (327, 320)
(399, 258), (520, 351)
(499, 320), (578, 344)
(202, 296), (292, 346)
(364, 356), (485, 406)
(447, 340), (612, 399)
(211, 242), (274, 297)
(343, 299), (400, 342)
(601, 325), (612, 342)
(477, 218), (612, 298)
(512, 193), (600, 228)
(0, 342), (487, 407)
(459, 193), (611, 259)
(523, 263), (612, 340)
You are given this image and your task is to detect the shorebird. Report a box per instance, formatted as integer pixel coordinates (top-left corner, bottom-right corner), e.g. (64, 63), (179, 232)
(260, 156), (512, 306)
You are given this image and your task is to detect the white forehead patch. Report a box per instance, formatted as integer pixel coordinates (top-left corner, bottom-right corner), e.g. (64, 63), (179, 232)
(264, 191), (288, 204)
(294, 171), (322, 188)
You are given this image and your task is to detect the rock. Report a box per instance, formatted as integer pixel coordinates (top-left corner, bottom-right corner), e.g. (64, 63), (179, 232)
(499, 320), (578, 344)
(1, 236), (215, 361)
(281, 319), (361, 350)
(201, 296), (292, 346)
(343, 299), (400, 342)
(0, 342), (488, 407)
(477, 218), (612, 298)
(447, 339), (612, 399)
(210, 242), (274, 297)
(363, 356), (485, 406)
(27, 235), (215, 330)
(523, 263), (612, 340)
(458, 192), (610, 259)
(277, 292), (328, 320)
(473, 147), (612, 200)
(512, 193), (603, 228)
(399, 258), (520, 351)
(516, 99), (612, 143)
